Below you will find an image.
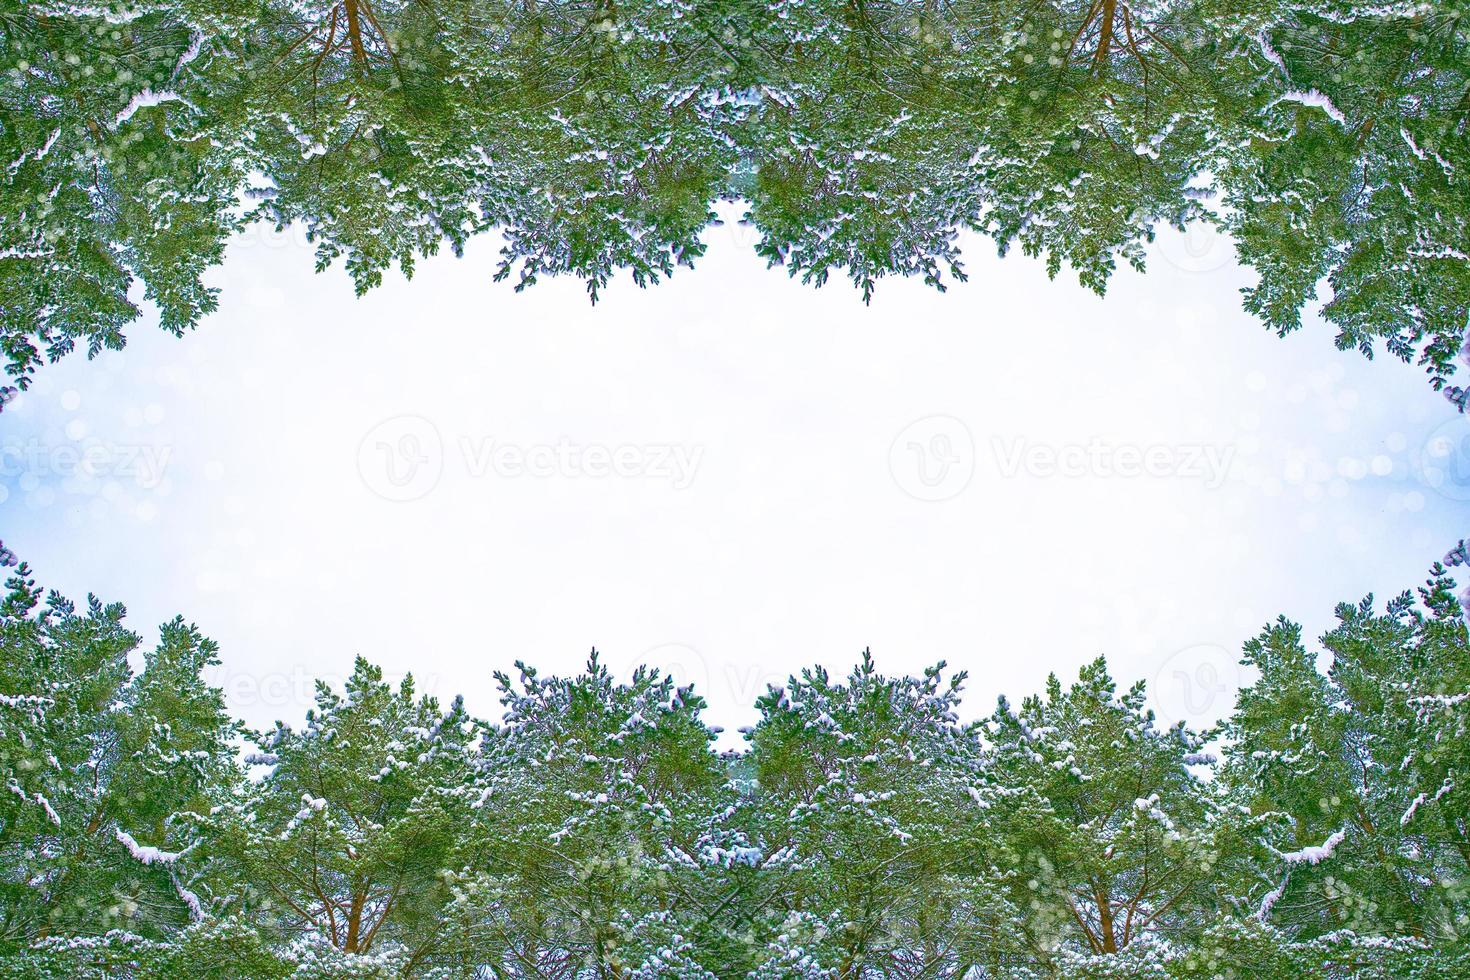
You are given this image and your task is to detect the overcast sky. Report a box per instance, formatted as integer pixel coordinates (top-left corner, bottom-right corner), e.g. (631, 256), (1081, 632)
(3, 206), (1466, 747)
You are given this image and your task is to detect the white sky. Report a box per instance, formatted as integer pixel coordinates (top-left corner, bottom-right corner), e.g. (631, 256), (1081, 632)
(3, 205), (1467, 748)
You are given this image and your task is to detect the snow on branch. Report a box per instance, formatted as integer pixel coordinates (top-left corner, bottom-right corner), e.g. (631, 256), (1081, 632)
(115, 827), (184, 865)
(1277, 827), (1347, 866)
(1272, 91), (1347, 126)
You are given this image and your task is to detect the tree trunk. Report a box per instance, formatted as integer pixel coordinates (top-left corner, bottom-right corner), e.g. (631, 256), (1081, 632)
(343, 0), (369, 65)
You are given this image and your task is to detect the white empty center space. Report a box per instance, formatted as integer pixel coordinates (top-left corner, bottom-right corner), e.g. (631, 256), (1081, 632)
(2, 210), (1461, 745)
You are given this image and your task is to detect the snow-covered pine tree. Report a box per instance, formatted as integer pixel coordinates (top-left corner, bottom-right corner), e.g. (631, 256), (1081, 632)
(1219, 569), (1470, 963)
(2, 0), (1469, 402)
(1213, 0), (1470, 395)
(450, 652), (729, 979)
(0, 1), (243, 386)
(742, 651), (1011, 979)
(977, 657), (1241, 968)
(2, 559), (1469, 975)
(0, 564), (237, 949)
(200, 657), (475, 970)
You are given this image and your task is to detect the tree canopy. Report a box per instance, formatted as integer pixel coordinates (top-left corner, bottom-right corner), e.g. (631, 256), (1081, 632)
(3, 556), (1470, 976)
(1, 0), (1467, 399)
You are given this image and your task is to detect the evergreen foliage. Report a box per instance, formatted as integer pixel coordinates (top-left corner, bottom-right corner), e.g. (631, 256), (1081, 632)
(4, 558), (1470, 976)
(1, 1), (1467, 397)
